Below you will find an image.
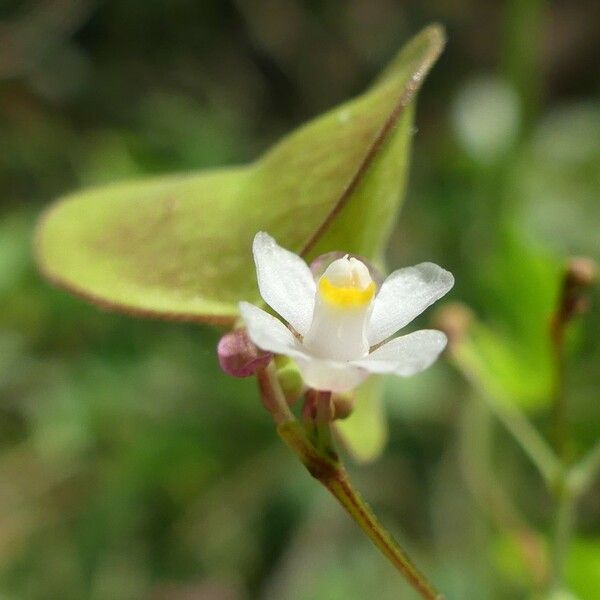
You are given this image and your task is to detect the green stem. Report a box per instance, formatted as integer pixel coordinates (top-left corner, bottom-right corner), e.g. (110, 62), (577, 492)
(550, 482), (576, 592)
(502, 0), (545, 130)
(256, 362), (295, 424)
(547, 263), (586, 589)
(550, 314), (568, 461)
(452, 348), (561, 489)
(327, 471), (443, 600)
(569, 440), (600, 495)
(459, 396), (548, 586)
(315, 390), (335, 452)
(277, 421), (443, 600)
(493, 399), (561, 488)
(452, 304), (596, 593)
(259, 365), (443, 600)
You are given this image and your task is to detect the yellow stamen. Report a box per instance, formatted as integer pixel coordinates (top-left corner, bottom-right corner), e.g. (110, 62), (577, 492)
(319, 276), (376, 308)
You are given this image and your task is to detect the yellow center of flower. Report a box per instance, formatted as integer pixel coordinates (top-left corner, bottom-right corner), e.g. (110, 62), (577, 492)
(304, 256), (375, 360)
(318, 276), (376, 308)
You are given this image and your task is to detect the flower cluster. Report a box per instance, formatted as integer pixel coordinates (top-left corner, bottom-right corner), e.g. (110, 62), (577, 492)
(239, 232), (454, 393)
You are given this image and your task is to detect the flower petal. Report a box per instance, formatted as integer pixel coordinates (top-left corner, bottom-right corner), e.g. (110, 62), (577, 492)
(240, 301), (367, 392)
(293, 355), (369, 393)
(354, 329), (447, 376)
(367, 263), (454, 346)
(239, 302), (304, 357)
(253, 232), (316, 336)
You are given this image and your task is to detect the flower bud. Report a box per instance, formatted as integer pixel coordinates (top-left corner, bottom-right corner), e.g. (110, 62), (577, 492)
(217, 328), (272, 377)
(565, 256), (598, 289)
(556, 256), (598, 325)
(432, 302), (474, 349)
(274, 356), (304, 404)
(332, 391), (355, 420)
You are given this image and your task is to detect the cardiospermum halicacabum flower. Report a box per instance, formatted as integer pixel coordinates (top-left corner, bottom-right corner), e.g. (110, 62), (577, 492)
(239, 232), (454, 393)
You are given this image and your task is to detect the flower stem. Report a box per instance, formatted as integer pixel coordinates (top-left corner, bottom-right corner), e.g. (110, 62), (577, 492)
(549, 257), (598, 462)
(258, 365), (442, 599)
(550, 482), (576, 592)
(277, 421), (443, 600)
(451, 347), (561, 489)
(569, 440), (600, 495)
(256, 362), (295, 424)
(327, 470), (443, 600)
(550, 308), (568, 461)
(459, 396), (548, 586)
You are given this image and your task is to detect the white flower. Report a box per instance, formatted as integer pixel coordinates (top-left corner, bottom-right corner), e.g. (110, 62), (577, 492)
(240, 232), (454, 393)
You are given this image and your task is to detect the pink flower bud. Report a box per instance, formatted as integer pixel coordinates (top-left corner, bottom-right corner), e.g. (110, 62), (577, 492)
(217, 328), (272, 377)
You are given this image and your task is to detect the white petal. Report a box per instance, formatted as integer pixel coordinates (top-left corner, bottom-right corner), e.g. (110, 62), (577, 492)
(293, 355), (369, 393)
(353, 329), (447, 376)
(367, 263), (454, 346)
(240, 302), (305, 357)
(253, 232), (316, 336)
(240, 302), (368, 393)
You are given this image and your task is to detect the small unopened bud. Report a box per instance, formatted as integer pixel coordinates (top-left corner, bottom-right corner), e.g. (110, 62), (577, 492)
(565, 256), (598, 290)
(274, 356), (304, 404)
(432, 302), (474, 349)
(556, 256), (598, 326)
(332, 392), (355, 420)
(217, 328), (272, 377)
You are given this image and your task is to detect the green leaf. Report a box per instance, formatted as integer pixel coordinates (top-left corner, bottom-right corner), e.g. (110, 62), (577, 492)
(335, 377), (388, 464)
(35, 25), (445, 324)
(567, 537), (600, 599)
(461, 320), (554, 411)
(461, 232), (561, 410)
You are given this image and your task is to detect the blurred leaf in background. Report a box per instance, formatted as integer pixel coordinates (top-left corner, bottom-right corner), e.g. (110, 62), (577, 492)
(35, 26), (444, 325)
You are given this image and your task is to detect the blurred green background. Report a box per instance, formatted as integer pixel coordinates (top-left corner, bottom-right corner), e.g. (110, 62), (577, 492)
(1, 1), (599, 599)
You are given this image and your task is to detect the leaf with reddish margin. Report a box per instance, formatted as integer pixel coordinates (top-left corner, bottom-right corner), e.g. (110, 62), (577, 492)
(36, 25), (445, 325)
